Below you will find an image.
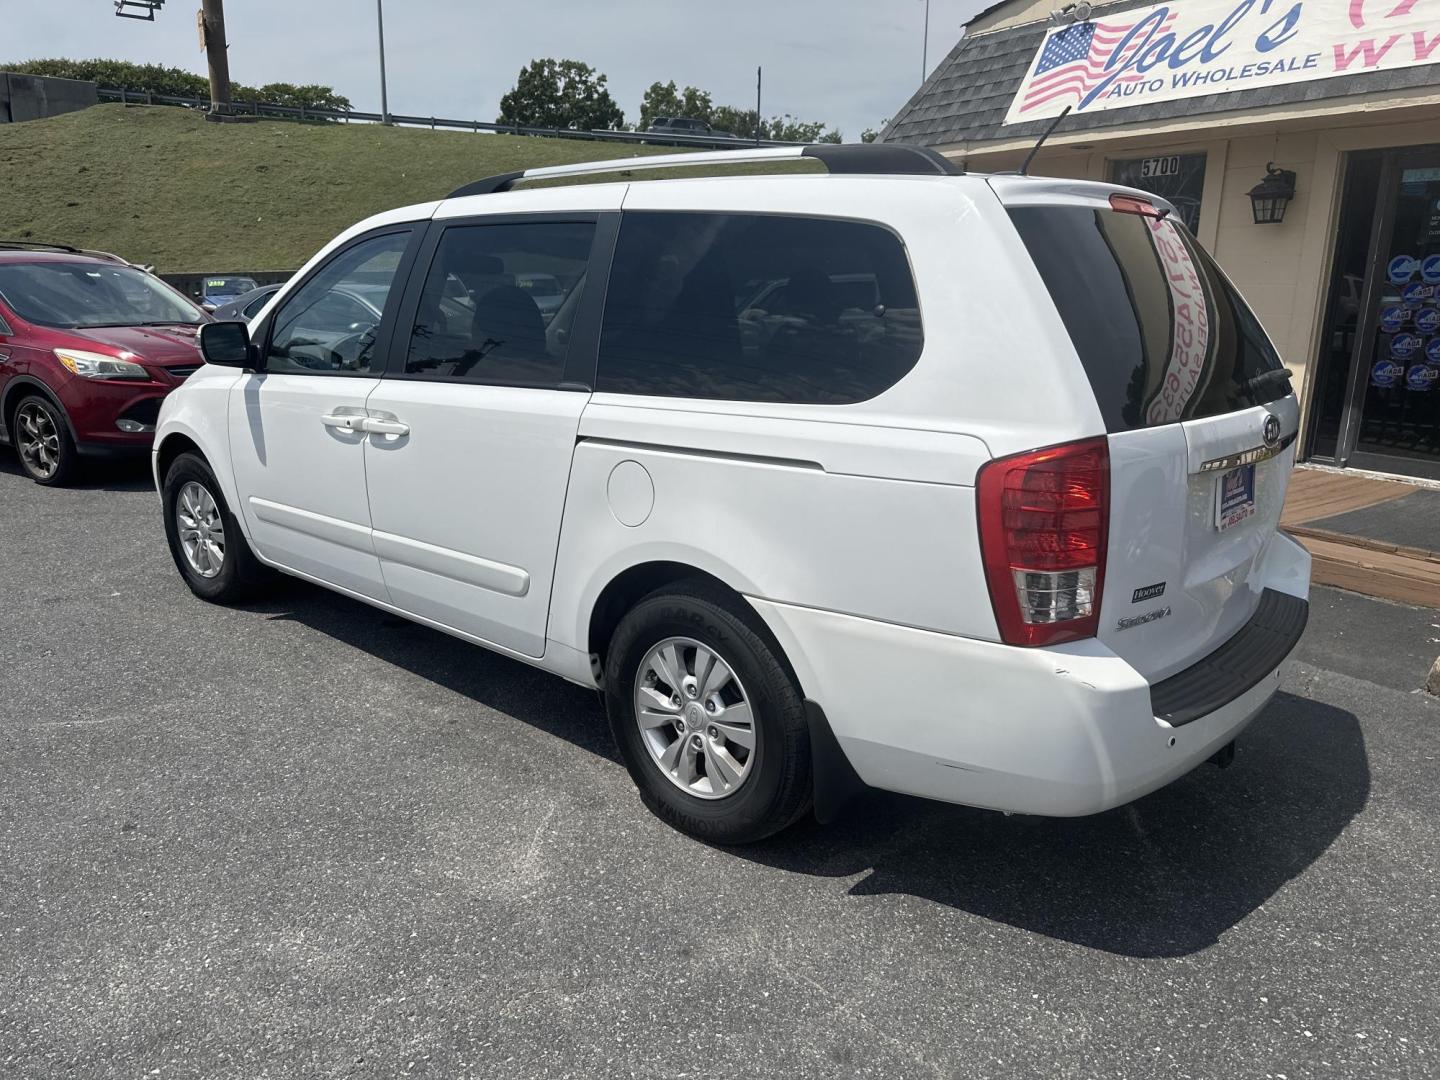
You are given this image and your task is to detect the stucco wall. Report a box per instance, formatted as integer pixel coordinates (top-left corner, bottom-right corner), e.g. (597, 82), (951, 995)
(1208, 132), (1323, 402)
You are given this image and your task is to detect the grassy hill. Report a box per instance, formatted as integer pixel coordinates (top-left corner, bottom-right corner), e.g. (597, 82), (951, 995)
(0, 105), (689, 273)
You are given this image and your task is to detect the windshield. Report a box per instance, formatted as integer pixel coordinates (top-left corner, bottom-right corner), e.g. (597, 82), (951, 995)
(203, 276), (258, 296)
(0, 262), (205, 329)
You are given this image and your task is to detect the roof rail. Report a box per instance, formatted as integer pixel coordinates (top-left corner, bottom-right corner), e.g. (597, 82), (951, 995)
(446, 142), (962, 199)
(0, 240), (82, 253)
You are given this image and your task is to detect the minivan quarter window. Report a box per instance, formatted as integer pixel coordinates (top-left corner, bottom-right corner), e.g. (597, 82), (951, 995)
(404, 220), (595, 387)
(265, 230), (412, 376)
(597, 212), (923, 405)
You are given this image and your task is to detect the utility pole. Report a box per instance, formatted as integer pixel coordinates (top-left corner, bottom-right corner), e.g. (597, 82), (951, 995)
(755, 66), (762, 146)
(921, 0), (931, 82)
(376, 0), (391, 124)
(198, 0), (231, 116)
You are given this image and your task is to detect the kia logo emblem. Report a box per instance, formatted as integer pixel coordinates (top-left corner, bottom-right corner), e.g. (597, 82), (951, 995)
(1262, 414), (1281, 448)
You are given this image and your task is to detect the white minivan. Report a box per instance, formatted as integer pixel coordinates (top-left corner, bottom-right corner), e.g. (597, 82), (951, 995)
(156, 144), (1311, 843)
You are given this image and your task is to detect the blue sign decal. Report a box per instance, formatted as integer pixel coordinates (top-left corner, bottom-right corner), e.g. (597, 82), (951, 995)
(1217, 463), (1255, 525)
(1380, 306), (1410, 333)
(1402, 282), (1435, 306)
(1424, 254), (1440, 285)
(1416, 308), (1440, 335)
(1390, 333), (1424, 359)
(1407, 364), (1438, 392)
(1429, 338), (1440, 365)
(1372, 359), (1404, 388)
(1389, 255), (1420, 284)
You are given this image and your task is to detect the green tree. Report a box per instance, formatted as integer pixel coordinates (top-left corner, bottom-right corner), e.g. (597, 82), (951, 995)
(767, 114), (841, 143)
(637, 81), (713, 130)
(1, 58), (350, 112)
(708, 104), (759, 139)
(861, 119), (890, 143)
(233, 82), (352, 113)
(496, 58), (625, 132)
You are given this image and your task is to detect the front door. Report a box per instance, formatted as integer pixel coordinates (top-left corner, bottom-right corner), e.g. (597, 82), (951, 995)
(1310, 144), (1440, 478)
(362, 214), (608, 657)
(228, 227), (417, 601)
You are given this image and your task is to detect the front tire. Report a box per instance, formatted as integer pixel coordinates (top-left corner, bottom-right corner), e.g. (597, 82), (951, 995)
(605, 582), (813, 844)
(162, 452), (268, 603)
(12, 395), (78, 486)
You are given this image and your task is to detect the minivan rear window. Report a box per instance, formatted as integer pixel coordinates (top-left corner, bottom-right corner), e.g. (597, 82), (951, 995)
(1009, 206), (1288, 432)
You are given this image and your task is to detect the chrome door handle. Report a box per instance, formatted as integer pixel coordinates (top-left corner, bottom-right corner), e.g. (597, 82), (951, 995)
(320, 412), (365, 431)
(361, 417), (410, 437)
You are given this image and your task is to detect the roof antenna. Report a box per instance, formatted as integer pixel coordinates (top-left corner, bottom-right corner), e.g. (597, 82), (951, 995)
(1019, 105), (1071, 176)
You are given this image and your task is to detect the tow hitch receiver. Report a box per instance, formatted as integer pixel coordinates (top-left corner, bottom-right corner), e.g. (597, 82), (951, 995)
(1208, 740), (1237, 769)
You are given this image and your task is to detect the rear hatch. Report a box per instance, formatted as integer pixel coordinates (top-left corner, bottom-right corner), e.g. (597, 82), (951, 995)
(995, 178), (1298, 682)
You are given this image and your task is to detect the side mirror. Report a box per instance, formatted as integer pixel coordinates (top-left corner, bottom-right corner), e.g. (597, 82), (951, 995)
(199, 320), (256, 369)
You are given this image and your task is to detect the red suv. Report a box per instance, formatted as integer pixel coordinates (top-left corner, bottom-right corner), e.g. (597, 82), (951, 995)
(0, 243), (210, 485)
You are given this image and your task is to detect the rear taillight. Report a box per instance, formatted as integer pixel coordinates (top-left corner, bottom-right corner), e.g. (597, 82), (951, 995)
(976, 437), (1109, 647)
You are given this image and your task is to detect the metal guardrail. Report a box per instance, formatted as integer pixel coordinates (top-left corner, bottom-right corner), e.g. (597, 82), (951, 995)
(96, 86), (803, 150)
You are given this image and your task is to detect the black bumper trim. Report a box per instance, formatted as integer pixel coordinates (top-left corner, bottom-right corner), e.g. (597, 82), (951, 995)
(1149, 588), (1308, 727)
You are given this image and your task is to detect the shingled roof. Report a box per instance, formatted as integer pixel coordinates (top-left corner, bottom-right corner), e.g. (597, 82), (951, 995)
(882, 0), (1440, 149)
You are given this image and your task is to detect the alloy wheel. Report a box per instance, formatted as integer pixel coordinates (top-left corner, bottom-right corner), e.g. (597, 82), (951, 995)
(176, 481), (226, 579)
(15, 401), (61, 480)
(634, 636), (756, 800)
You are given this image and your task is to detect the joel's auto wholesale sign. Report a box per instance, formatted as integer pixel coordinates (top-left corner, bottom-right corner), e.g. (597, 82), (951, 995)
(1004, 0), (1440, 124)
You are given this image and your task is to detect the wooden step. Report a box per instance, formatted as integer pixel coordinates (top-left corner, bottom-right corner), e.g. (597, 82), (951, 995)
(1286, 529), (1440, 608)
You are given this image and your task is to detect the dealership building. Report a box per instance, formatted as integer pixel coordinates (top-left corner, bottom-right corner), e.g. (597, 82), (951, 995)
(883, 0), (1440, 479)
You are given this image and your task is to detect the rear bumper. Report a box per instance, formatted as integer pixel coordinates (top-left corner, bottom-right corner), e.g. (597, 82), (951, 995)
(750, 532), (1311, 817)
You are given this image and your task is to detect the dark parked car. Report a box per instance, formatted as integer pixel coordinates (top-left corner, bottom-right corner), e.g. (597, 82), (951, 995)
(197, 275), (260, 312)
(210, 283), (283, 323)
(643, 117), (740, 142)
(0, 243), (209, 485)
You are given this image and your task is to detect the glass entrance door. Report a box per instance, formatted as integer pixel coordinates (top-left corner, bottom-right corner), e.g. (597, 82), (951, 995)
(1310, 144), (1440, 479)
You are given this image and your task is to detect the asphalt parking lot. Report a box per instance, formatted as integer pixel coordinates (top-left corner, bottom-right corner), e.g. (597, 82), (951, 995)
(2, 454), (1438, 1080)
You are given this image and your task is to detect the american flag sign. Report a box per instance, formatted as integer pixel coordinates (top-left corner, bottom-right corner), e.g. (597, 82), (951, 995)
(1017, 14), (1177, 116)
(1002, 0), (1440, 126)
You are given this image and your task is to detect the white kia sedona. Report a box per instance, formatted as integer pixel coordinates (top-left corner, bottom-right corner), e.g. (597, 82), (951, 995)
(156, 143), (1311, 843)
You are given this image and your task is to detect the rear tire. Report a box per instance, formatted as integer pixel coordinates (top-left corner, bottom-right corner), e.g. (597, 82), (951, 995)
(12, 395), (78, 486)
(605, 581), (812, 844)
(162, 452), (269, 603)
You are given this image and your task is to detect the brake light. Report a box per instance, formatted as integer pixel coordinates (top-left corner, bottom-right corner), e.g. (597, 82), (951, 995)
(976, 437), (1109, 647)
(1109, 193), (1165, 218)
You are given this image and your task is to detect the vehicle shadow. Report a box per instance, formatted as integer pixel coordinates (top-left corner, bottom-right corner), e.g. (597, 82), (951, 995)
(248, 580), (617, 763)
(237, 579), (1369, 959)
(0, 446), (155, 493)
(734, 690), (1368, 958)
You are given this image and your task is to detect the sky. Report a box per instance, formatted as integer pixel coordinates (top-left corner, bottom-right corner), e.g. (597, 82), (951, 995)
(1, 0), (986, 140)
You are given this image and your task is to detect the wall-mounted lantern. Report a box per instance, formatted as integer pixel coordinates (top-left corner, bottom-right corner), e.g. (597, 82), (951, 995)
(1248, 163), (1297, 224)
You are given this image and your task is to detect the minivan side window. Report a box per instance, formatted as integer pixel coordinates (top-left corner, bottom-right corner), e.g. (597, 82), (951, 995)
(266, 231), (411, 376)
(596, 212), (923, 405)
(404, 221), (595, 387)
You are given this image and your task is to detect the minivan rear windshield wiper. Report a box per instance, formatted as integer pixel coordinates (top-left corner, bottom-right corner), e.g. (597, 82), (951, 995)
(1242, 367), (1293, 393)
